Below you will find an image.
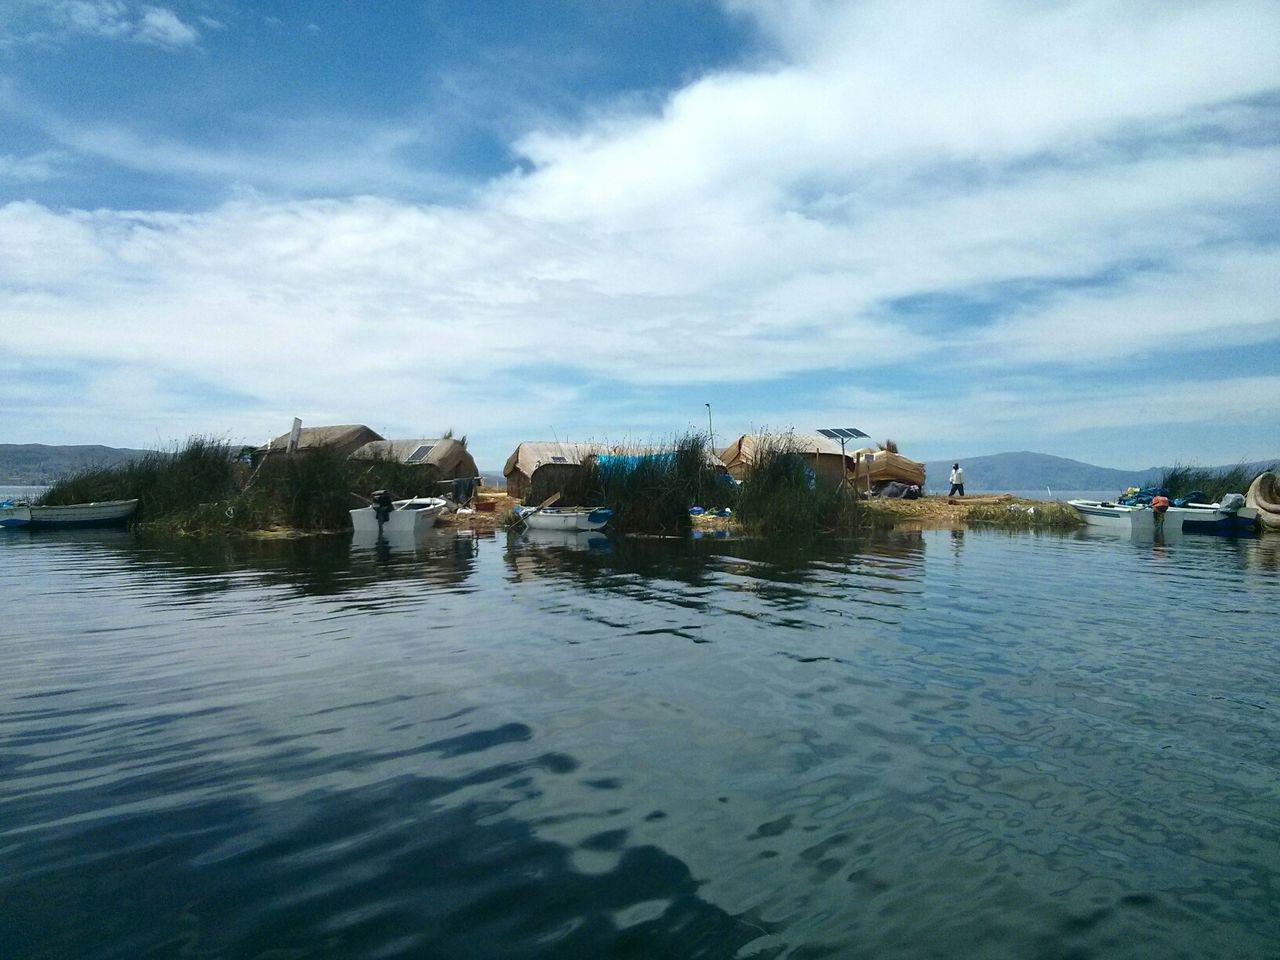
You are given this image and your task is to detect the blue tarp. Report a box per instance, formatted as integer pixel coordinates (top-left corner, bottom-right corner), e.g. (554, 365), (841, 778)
(1117, 486), (1169, 506)
(593, 454), (674, 473)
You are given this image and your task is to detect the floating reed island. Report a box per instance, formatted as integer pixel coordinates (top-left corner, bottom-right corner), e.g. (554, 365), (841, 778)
(30, 424), (1276, 538)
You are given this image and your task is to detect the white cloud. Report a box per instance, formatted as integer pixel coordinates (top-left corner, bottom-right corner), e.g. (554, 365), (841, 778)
(43, 0), (198, 48)
(503, 0), (1279, 221)
(2, 0), (1278, 466)
(134, 5), (197, 48)
(0, 150), (61, 181)
(56, 0), (131, 39)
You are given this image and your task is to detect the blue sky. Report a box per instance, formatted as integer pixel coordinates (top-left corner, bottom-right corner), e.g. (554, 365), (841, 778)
(1, 0), (1277, 470)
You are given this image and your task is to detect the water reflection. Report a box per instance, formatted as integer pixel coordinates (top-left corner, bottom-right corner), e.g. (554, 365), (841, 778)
(2, 525), (1278, 958)
(514, 528), (613, 552)
(0, 527), (486, 599)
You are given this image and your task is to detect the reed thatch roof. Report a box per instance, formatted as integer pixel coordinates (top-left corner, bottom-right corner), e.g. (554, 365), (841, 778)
(350, 437), (478, 479)
(256, 424), (383, 457)
(503, 441), (606, 481)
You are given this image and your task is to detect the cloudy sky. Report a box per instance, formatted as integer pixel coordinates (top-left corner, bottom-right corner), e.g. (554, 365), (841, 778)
(1, 0), (1277, 469)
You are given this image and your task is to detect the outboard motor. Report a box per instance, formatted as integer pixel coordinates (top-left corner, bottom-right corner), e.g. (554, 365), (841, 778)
(1219, 493), (1245, 513)
(1151, 495), (1170, 527)
(371, 489), (394, 526)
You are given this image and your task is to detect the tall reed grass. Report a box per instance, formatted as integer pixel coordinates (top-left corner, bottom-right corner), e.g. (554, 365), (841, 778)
(39, 436), (463, 534)
(595, 434), (731, 535)
(40, 437), (240, 525)
(517, 433), (733, 535)
(1158, 462), (1277, 503)
(732, 432), (869, 537)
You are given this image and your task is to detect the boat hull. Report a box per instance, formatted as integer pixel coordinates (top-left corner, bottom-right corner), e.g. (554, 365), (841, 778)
(1179, 504), (1258, 535)
(350, 497), (447, 536)
(21, 499), (139, 529)
(0, 504), (33, 527)
(517, 507), (612, 532)
(1068, 500), (1184, 533)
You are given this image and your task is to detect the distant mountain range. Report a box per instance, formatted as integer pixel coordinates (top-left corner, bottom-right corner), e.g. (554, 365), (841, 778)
(2, 443), (1271, 493)
(0, 444), (153, 484)
(922, 451), (1274, 494)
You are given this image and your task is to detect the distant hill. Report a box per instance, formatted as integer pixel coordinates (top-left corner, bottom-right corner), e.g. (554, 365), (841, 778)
(0, 444), (153, 484)
(923, 451), (1273, 493)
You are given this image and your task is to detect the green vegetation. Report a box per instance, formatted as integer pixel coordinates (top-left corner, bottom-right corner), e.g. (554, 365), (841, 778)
(519, 433), (731, 536)
(965, 501), (1083, 529)
(511, 430), (899, 537)
(1158, 462), (1277, 503)
(39, 437), (451, 535)
(732, 433), (891, 537)
(593, 434), (731, 536)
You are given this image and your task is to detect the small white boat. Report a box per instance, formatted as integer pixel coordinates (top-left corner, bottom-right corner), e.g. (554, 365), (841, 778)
(1, 498), (139, 529)
(514, 505), (613, 532)
(350, 496), (448, 536)
(1068, 499), (1185, 533)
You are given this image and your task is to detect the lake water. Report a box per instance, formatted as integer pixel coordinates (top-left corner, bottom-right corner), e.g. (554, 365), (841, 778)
(2, 526), (1277, 959)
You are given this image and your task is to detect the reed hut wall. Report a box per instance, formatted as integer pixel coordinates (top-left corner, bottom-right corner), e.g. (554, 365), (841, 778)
(503, 441), (603, 501)
(719, 434), (848, 485)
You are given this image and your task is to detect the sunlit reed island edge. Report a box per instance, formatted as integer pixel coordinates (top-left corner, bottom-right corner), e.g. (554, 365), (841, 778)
(22, 427), (1278, 539)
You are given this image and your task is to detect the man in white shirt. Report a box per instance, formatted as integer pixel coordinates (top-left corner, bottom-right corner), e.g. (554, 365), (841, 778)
(949, 463), (965, 497)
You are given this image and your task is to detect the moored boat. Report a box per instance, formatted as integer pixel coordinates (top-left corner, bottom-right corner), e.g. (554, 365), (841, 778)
(350, 496), (448, 536)
(514, 505), (613, 532)
(2, 499), (140, 529)
(1176, 494), (1258, 535)
(1068, 499), (1184, 533)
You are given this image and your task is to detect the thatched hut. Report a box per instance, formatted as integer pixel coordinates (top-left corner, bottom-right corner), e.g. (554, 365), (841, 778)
(349, 437), (479, 484)
(719, 434), (851, 486)
(718, 434), (925, 489)
(255, 424), (383, 461)
(503, 442), (604, 501)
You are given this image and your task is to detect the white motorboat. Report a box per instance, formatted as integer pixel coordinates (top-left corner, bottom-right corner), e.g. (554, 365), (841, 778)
(1068, 499), (1185, 533)
(350, 496), (448, 536)
(1, 498), (139, 529)
(514, 505), (613, 532)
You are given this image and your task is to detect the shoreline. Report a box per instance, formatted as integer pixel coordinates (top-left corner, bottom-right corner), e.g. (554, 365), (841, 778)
(229, 493), (1070, 539)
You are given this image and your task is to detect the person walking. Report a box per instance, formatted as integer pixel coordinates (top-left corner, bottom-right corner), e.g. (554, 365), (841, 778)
(949, 463), (965, 497)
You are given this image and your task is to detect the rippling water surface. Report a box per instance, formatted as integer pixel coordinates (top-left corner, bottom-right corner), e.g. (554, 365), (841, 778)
(2, 527), (1278, 959)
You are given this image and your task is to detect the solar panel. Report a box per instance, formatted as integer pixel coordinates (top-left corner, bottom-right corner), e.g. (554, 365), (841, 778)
(816, 427), (869, 440)
(405, 444), (435, 463)
(550, 455), (568, 463)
